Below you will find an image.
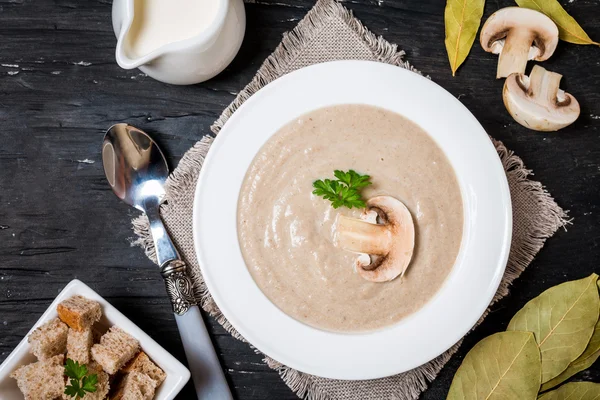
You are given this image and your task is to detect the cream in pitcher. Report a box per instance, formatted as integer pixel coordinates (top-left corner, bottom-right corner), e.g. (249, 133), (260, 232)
(112, 0), (246, 85)
(126, 0), (220, 58)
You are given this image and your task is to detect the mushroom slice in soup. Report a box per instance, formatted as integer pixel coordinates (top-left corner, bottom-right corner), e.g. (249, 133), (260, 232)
(334, 196), (415, 283)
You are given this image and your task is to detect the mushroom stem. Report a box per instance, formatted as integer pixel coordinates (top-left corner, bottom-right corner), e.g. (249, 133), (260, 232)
(336, 215), (391, 255)
(497, 29), (533, 78)
(529, 65), (562, 104)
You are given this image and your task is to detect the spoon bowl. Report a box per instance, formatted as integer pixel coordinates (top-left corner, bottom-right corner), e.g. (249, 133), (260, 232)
(102, 123), (169, 211)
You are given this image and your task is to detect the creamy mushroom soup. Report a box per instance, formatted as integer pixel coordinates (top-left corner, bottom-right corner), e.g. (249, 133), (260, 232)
(237, 105), (463, 332)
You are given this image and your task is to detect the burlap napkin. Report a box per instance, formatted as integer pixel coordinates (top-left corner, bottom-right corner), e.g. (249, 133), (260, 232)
(132, 0), (569, 398)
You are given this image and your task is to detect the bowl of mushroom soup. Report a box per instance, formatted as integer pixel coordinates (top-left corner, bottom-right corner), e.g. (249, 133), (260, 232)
(193, 61), (512, 379)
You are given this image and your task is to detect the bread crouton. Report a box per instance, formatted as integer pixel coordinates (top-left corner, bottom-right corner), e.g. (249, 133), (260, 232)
(10, 354), (65, 400)
(89, 361), (111, 400)
(28, 318), (68, 360)
(122, 351), (166, 386)
(57, 295), (102, 331)
(85, 371), (110, 400)
(66, 327), (94, 364)
(111, 371), (157, 400)
(91, 327), (139, 374)
(62, 361), (110, 400)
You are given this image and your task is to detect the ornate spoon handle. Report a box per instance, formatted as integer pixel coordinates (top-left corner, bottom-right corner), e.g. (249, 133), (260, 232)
(144, 200), (232, 399)
(161, 260), (197, 315)
(143, 196), (197, 314)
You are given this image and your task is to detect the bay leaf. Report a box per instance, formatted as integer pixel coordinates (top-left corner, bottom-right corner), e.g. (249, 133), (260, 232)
(446, 331), (541, 400)
(540, 279), (600, 391)
(507, 274), (600, 383)
(444, 0), (485, 76)
(541, 350), (600, 393)
(515, 0), (599, 46)
(539, 382), (600, 400)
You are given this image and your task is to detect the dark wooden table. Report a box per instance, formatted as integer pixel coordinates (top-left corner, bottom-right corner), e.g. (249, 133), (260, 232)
(1, 0), (599, 398)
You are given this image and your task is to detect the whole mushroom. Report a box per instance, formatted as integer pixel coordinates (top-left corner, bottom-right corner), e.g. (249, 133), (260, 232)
(480, 7), (559, 79)
(503, 65), (580, 131)
(334, 195), (415, 283)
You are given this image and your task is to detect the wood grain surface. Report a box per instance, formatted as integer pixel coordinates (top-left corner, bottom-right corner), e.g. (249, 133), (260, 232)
(1, 0), (599, 399)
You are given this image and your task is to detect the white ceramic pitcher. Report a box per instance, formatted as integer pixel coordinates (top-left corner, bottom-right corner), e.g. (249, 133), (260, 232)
(112, 0), (245, 85)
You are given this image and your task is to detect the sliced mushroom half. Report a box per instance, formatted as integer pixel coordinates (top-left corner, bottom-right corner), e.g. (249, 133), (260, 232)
(334, 195), (415, 283)
(503, 65), (580, 131)
(480, 7), (558, 79)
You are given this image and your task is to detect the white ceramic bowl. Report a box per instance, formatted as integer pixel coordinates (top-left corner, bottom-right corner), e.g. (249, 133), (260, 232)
(0, 279), (190, 399)
(193, 60), (512, 380)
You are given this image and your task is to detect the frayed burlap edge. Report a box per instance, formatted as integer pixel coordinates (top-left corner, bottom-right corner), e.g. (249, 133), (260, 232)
(131, 0), (570, 399)
(487, 138), (571, 308)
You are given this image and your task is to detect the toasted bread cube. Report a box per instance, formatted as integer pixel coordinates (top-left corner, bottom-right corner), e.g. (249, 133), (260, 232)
(91, 327), (139, 374)
(92, 367), (111, 400)
(66, 327), (93, 364)
(61, 361), (110, 400)
(28, 318), (68, 360)
(111, 371), (157, 400)
(57, 295), (102, 331)
(122, 351), (166, 385)
(10, 354), (65, 400)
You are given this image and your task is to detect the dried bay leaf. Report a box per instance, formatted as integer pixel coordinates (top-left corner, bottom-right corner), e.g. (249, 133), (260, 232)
(539, 382), (600, 400)
(444, 0), (485, 76)
(508, 274), (600, 383)
(515, 0), (600, 46)
(541, 349), (600, 393)
(446, 331), (541, 400)
(540, 279), (600, 391)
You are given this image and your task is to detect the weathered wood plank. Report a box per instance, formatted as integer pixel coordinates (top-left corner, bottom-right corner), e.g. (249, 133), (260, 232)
(1, 0), (599, 399)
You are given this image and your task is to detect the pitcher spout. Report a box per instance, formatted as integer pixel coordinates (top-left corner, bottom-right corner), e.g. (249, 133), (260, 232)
(112, 0), (164, 70)
(115, 36), (161, 70)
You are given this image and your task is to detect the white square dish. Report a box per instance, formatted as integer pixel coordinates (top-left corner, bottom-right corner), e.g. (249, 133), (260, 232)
(0, 279), (190, 400)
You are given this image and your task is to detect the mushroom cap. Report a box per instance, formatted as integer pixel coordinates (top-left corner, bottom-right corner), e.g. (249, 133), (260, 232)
(357, 196), (415, 283)
(480, 7), (558, 61)
(503, 65), (580, 131)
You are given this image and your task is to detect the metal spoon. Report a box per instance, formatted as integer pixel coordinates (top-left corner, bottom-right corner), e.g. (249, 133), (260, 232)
(102, 123), (232, 400)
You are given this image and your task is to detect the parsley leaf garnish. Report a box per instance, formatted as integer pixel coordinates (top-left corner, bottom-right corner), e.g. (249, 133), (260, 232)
(81, 374), (98, 393)
(64, 359), (98, 399)
(313, 170), (372, 209)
